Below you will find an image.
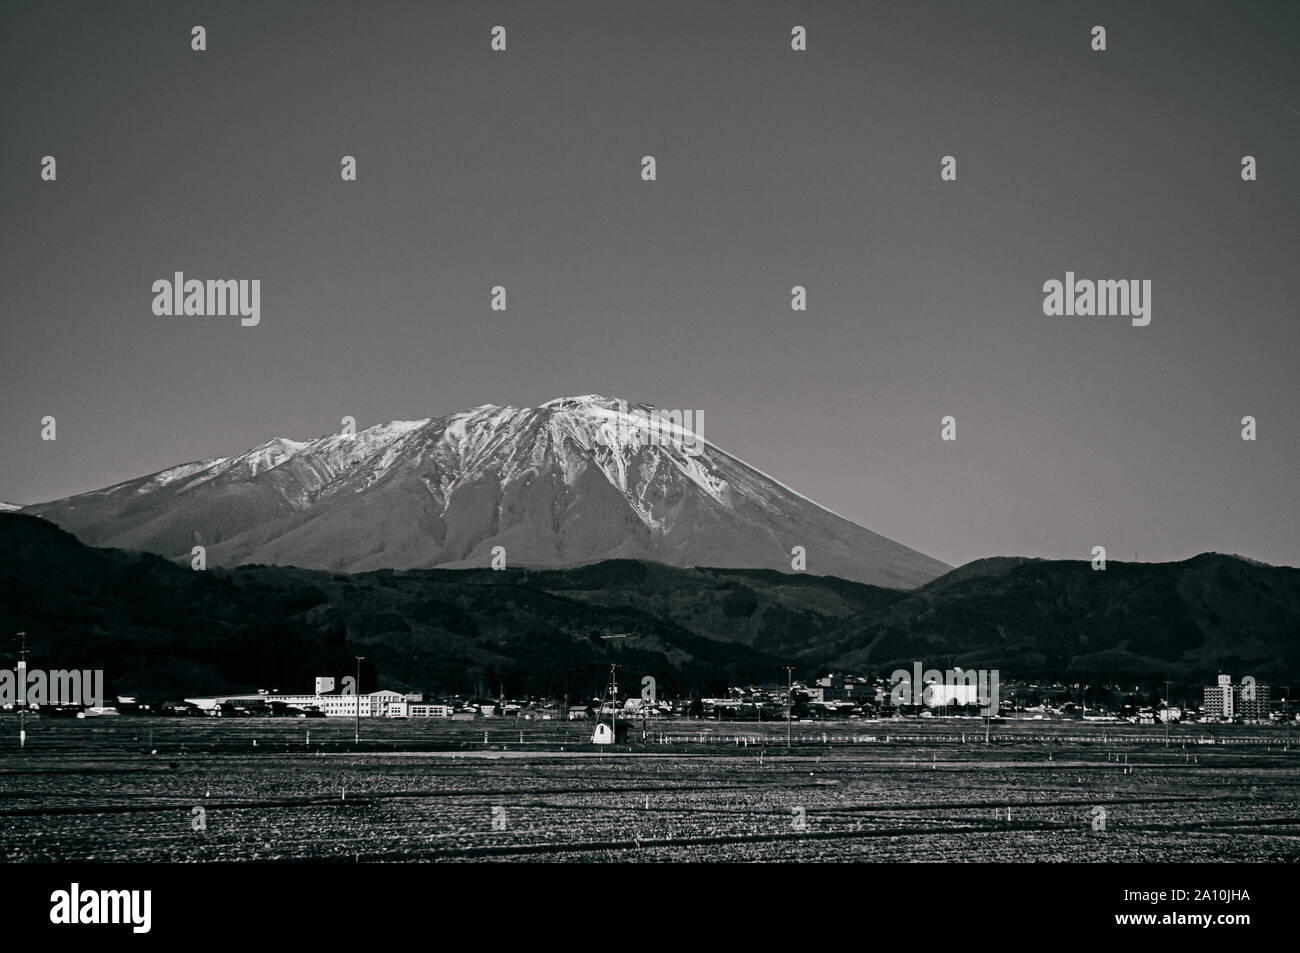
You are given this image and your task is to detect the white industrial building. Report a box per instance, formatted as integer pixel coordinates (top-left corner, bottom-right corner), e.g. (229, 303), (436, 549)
(187, 677), (427, 717)
(924, 683), (984, 706)
(268, 687), (416, 717)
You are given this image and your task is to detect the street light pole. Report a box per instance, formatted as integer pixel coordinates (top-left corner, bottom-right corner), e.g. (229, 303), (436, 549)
(354, 656), (365, 744)
(16, 632), (27, 749)
(785, 666), (794, 749)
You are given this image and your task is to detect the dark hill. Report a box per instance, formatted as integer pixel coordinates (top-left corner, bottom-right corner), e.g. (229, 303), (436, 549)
(815, 553), (1300, 682)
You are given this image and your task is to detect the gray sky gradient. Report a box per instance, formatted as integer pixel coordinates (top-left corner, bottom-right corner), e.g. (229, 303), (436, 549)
(2, 0), (1297, 569)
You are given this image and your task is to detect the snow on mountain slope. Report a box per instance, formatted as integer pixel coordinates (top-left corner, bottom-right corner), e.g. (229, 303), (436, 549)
(21, 396), (950, 588)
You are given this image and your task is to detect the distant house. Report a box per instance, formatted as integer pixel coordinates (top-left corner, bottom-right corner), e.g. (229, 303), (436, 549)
(568, 706), (591, 721)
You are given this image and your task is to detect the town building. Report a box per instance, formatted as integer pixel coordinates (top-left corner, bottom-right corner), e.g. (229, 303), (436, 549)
(815, 674), (874, 703)
(1203, 674), (1271, 722)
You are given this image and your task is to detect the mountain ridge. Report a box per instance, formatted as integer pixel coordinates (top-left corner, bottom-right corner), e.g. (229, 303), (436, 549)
(21, 395), (950, 588)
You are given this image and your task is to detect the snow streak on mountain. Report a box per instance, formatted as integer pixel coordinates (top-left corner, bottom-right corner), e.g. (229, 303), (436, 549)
(22, 396), (950, 588)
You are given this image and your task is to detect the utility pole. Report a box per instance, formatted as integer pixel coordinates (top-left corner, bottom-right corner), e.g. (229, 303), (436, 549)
(354, 655), (365, 745)
(598, 636), (627, 739)
(16, 632), (27, 749)
(595, 662), (621, 742)
(1284, 686), (1291, 750)
(785, 666), (794, 749)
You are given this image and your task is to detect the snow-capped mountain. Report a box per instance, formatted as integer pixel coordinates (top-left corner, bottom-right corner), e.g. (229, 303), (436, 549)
(0, 502), (21, 512)
(21, 396), (950, 587)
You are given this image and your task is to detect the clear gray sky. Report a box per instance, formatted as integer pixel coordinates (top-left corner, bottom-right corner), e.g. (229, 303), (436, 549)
(2, 0), (1297, 569)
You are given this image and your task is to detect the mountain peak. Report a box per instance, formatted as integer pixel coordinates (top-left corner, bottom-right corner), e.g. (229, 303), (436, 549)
(540, 393), (614, 408)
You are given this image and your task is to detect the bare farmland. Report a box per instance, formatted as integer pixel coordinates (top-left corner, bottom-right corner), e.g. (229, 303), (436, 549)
(1, 717), (1296, 862)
